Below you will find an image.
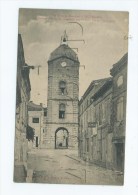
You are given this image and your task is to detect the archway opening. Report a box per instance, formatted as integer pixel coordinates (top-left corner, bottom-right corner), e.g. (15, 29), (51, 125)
(55, 128), (69, 149)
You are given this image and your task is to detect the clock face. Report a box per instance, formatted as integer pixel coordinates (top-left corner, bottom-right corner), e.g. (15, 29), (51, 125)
(61, 61), (67, 67)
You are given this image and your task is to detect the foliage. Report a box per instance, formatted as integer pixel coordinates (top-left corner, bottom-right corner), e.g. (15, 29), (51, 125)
(26, 125), (35, 141)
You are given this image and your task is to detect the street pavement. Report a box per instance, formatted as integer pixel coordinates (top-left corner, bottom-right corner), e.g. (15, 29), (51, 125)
(27, 149), (123, 185)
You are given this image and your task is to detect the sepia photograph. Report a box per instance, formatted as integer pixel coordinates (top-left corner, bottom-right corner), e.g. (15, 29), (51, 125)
(14, 8), (129, 185)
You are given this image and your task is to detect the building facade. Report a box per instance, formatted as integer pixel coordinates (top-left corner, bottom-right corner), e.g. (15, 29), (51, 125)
(110, 53), (128, 172)
(28, 101), (47, 148)
(79, 78), (113, 169)
(14, 34), (31, 182)
(78, 53), (127, 172)
(45, 33), (80, 149)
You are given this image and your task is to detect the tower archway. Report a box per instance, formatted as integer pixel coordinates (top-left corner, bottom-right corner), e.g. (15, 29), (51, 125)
(55, 127), (69, 149)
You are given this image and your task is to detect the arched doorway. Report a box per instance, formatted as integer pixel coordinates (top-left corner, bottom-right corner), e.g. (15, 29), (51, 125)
(55, 127), (69, 149)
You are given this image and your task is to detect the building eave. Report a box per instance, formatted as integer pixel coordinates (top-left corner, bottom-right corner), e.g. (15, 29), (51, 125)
(48, 56), (80, 64)
(92, 78), (113, 101)
(79, 78), (111, 105)
(110, 53), (128, 76)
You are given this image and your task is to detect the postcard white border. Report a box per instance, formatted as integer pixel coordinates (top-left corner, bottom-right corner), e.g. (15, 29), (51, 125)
(0, 0), (138, 195)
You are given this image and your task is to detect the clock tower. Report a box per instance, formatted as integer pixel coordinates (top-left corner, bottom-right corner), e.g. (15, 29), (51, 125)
(45, 32), (80, 149)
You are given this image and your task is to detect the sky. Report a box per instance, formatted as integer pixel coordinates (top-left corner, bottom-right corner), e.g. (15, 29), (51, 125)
(18, 9), (129, 106)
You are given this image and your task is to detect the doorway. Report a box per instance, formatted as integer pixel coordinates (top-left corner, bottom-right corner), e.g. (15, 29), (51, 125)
(116, 143), (124, 172)
(36, 136), (38, 147)
(55, 128), (69, 149)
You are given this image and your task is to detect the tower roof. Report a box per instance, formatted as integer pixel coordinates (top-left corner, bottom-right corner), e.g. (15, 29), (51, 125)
(48, 31), (79, 63)
(48, 44), (79, 63)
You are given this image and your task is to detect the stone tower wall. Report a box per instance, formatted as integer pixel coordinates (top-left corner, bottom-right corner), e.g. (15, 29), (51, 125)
(45, 56), (79, 149)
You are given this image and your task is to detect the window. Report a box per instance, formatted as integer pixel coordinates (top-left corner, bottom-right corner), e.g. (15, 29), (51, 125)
(86, 138), (89, 152)
(99, 104), (102, 125)
(117, 75), (123, 87)
(102, 102), (106, 121)
(44, 112), (47, 116)
(44, 111), (47, 116)
(92, 107), (96, 123)
(59, 81), (66, 95)
(32, 117), (39, 123)
(59, 103), (65, 119)
(87, 99), (89, 107)
(117, 97), (124, 121)
(98, 103), (106, 124)
(82, 105), (83, 113)
(106, 98), (111, 123)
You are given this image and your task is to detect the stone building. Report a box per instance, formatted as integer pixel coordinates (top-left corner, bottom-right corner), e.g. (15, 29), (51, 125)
(14, 34), (31, 182)
(78, 53), (127, 172)
(45, 32), (80, 149)
(28, 101), (47, 148)
(110, 53), (128, 172)
(78, 78), (113, 169)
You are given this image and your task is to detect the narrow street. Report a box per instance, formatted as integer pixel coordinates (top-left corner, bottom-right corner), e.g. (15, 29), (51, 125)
(27, 149), (123, 185)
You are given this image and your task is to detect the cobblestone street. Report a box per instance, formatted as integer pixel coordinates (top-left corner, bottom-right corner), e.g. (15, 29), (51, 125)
(27, 149), (123, 185)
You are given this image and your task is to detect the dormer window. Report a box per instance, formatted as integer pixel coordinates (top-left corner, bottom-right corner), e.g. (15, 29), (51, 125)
(59, 81), (66, 95)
